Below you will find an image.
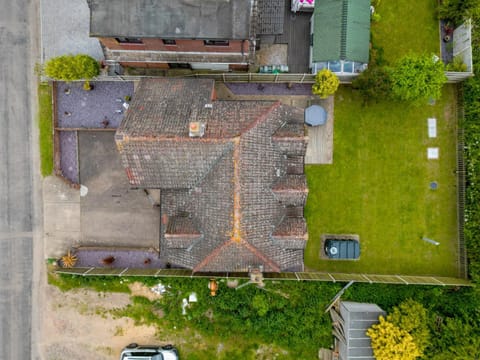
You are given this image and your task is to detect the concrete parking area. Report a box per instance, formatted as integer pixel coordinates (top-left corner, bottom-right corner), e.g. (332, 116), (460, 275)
(78, 132), (160, 248)
(41, 0), (103, 61)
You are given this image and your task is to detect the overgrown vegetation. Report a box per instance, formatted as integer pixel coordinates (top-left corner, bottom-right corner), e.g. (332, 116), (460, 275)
(49, 273), (480, 359)
(463, 11), (480, 283)
(437, 0), (480, 26)
(446, 55), (468, 72)
(38, 83), (53, 176)
(112, 278), (338, 358)
(48, 273), (131, 293)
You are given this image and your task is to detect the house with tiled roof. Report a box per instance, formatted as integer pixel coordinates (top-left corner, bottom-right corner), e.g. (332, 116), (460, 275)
(115, 78), (308, 272)
(87, 0), (254, 71)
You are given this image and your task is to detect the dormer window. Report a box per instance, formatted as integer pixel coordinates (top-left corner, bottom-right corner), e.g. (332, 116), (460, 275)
(204, 40), (229, 46)
(162, 39), (177, 45)
(115, 37), (143, 44)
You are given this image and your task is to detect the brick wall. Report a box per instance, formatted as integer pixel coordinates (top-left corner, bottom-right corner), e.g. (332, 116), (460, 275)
(100, 38), (249, 54)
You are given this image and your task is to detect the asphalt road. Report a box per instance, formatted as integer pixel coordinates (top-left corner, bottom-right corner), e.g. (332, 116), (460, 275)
(0, 0), (38, 359)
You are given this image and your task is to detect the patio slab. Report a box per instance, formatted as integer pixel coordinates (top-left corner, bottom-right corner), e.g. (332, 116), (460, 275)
(428, 147), (439, 159)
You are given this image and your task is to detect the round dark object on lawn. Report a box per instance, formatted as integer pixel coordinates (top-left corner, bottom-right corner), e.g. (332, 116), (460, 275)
(430, 181), (438, 190)
(305, 105), (327, 126)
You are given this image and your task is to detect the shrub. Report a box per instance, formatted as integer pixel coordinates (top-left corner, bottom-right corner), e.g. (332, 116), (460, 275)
(312, 69), (340, 98)
(44, 54), (100, 81)
(446, 55), (468, 72)
(371, 12), (381, 22)
(367, 316), (421, 360)
(352, 66), (392, 105)
(390, 54), (447, 104)
(388, 299), (430, 354)
(367, 299), (430, 359)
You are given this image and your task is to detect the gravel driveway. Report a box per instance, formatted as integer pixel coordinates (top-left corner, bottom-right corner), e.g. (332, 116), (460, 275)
(56, 81), (134, 129)
(56, 81), (134, 183)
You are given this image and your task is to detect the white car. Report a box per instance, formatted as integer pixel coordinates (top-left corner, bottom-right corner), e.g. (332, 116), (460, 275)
(119, 343), (179, 360)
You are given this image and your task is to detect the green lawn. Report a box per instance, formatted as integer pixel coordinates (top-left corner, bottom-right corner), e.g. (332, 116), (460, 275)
(372, 0), (440, 63)
(38, 83), (53, 176)
(304, 86), (458, 276)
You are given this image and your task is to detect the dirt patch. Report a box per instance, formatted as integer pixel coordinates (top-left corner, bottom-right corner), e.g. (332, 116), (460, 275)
(128, 282), (163, 302)
(39, 284), (160, 360)
(255, 44), (288, 65)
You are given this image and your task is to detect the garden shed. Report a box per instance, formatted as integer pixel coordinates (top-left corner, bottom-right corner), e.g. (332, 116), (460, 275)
(310, 0), (371, 78)
(330, 301), (385, 360)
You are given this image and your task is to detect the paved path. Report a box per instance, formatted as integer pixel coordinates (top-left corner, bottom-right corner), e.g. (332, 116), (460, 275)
(0, 0), (40, 359)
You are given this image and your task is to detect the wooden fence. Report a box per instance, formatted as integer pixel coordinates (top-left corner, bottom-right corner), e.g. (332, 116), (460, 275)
(88, 71), (473, 84)
(55, 267), (472, 286)
(456, 85), (468, 279)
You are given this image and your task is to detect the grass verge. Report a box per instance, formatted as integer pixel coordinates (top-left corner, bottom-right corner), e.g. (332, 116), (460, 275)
(304, 85), (458, 276)
(38, 82), (53, 176)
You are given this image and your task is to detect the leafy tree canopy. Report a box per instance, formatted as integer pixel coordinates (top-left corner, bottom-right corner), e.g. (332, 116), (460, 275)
(44, 54), (100, 81)
(390, 54), (446, 105)
(387, 299), (430, 354)
(430, 317), (480, 360)
(312, 69), (340, 98)
(367, 299), (430, 359)
(437, 0), (480, 26)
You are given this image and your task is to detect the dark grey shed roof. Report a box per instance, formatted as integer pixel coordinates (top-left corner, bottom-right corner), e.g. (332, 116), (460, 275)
(87, 0), (253, 39)
(332, 301), (385, 360)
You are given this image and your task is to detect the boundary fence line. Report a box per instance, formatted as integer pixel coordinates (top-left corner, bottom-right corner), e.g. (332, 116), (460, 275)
(456, 85), (468, 279)
(65, 71), (473, 84)
(54, 267), (472, 286)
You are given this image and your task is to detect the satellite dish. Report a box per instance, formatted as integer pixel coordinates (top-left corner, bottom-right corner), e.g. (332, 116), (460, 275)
(329, 246), (338, 255)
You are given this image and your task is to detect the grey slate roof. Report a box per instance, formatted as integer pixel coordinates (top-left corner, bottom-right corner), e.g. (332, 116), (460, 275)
(87, 0), (253, 39)
(116, 78), (308, 272)
(331, 301), (385, 360)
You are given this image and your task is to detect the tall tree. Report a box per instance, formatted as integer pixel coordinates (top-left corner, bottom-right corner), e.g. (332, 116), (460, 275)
(390, 54), (446, 105)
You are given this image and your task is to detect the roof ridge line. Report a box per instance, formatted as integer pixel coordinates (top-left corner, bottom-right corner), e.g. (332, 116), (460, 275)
(240, 101), (283, 135)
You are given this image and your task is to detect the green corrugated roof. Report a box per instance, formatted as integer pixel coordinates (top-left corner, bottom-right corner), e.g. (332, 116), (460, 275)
(313, 0), (371, 63)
